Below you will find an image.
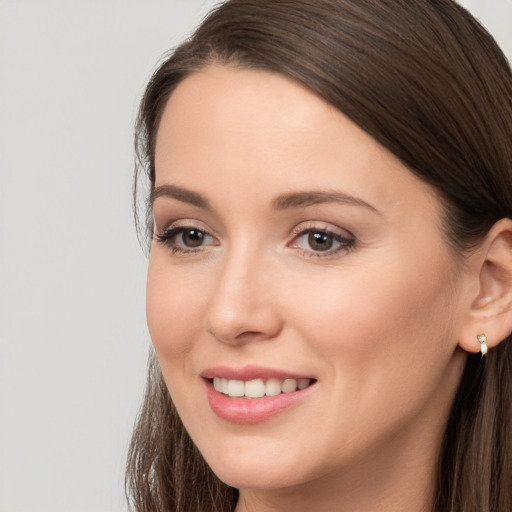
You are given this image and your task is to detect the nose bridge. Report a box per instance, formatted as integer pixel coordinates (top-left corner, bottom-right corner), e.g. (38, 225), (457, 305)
(205, 241), (281, 344)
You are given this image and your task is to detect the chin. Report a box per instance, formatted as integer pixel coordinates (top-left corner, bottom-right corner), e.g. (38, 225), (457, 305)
(211, 458), (310, 491)
(193, 432), (326, 491)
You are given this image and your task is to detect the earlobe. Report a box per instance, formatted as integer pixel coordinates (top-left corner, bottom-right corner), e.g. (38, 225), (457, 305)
(458, 218), (512, 354)
(476, 333), (488, 356)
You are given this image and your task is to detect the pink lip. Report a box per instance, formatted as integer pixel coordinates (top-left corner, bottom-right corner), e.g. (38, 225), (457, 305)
(201, 364), (313, 381)
(201, 366), (317, 425)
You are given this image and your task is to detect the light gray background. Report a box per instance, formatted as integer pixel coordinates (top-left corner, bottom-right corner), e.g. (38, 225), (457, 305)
(0, 1), (510, 511)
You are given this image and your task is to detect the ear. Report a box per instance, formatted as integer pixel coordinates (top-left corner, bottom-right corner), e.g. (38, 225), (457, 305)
(458, 218), (512, 354)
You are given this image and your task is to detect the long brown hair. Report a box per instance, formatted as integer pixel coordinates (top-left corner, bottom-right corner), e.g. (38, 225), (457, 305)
(126, 1), (512, 511)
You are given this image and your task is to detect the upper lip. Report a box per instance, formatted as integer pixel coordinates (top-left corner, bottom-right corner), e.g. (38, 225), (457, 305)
(201, 365), (315, 381)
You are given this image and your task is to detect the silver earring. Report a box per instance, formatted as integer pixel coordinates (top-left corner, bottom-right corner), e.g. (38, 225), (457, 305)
(477, 333), (488, 356)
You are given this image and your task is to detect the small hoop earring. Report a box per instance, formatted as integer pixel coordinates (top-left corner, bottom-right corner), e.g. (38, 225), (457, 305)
(477, 333), (488, 356)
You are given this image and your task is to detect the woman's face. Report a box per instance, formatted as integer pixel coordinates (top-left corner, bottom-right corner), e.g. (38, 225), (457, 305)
(148, 66), (469, 494)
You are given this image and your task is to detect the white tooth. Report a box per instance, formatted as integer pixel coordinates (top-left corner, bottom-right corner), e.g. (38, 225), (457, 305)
(221, 378), (229, 394)
(297, 378), (310, 390)
(213, 377), (222, 392)
(281, 378), (297, 393)
(265, 378), (282, 396)
(245, 379), (265, 398)
(228, 379), (245, 397)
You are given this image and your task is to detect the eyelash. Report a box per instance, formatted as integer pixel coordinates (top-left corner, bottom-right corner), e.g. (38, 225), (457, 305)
(154, 226), (216, 255)
(289, 224), (356, 258)
(154, 224), (356, 258)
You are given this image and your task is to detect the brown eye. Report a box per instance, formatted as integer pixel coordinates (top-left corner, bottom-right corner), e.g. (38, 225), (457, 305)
(289, 226), (355, 257)
(154, 225), (217, 254)
(308, 231), (333, 251)
(180, 229), (205, 247)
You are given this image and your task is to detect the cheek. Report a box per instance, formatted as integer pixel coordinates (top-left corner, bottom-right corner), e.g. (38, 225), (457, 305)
(276, 255), (460, 462)
(146, 252), (208, 360)
(284, 253), (457, 376)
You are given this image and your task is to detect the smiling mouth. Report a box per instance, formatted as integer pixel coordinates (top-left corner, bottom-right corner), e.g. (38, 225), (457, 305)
(211, 377), (316, 399)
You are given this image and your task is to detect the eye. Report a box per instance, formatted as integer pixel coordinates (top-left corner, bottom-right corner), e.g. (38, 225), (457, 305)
(289, 225), (355, 257)
(179, 228), (207, 248)
(154, 225), (217, 254)
(306, 231), (336, 251)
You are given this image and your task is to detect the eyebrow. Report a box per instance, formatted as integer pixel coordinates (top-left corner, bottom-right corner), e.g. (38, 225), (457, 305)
(151, 184), (380, 215)
(272, 190), (380, 214)
(151, 184), (212, 209)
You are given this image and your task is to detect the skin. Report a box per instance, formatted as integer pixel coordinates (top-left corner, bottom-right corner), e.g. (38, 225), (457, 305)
(146, 65), (507, 512)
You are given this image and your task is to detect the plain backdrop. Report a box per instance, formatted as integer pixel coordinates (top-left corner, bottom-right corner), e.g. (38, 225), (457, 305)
(0, 1), (511, 511)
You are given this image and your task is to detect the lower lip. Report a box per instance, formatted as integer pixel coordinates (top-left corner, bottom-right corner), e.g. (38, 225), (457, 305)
(204, 379), (315, 425)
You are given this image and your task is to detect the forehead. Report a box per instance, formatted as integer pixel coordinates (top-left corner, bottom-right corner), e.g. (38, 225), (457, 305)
(154, 64), (439, 221)
(158, 64), (335, 133)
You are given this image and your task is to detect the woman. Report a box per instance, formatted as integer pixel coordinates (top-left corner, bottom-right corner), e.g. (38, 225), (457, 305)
(126, 1), (512, 511)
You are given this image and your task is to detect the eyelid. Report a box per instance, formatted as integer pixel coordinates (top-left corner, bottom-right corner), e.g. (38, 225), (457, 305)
(288, 222), (356, 257)
(290, 221), (353, 238)
(153, 220), (219, 254)
(153, 216), (213, 233)
(154, 225), (215, 243)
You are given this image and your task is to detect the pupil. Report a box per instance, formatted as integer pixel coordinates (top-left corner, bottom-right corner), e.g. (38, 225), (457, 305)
(183, 229), (204, 247)
(308, 232), (333, 251)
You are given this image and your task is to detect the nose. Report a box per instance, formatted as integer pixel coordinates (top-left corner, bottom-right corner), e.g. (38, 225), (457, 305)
(205, 249), (283, 345)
